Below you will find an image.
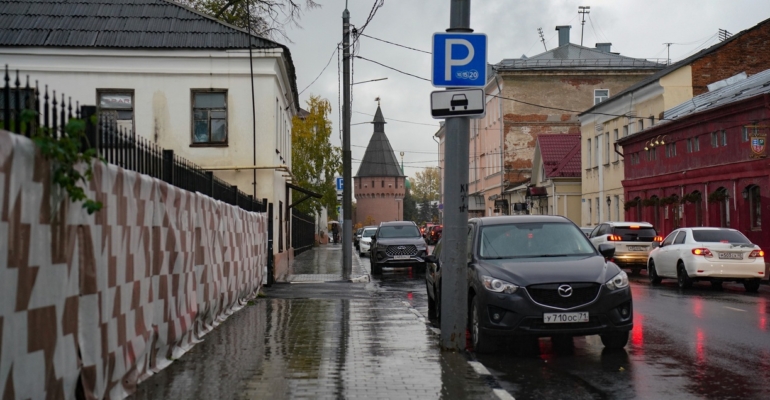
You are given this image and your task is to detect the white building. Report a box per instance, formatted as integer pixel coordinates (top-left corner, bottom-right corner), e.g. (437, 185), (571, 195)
(0, 0), (301, 271)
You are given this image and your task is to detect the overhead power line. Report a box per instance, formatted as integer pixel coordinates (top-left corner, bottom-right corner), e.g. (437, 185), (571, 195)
(299, 44), (339, 96)
(354, 55), (431, 82)
(360, 33), (432, 54)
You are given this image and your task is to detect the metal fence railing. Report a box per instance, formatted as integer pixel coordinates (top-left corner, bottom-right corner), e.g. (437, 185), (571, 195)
(292, 209), (316, 256)
(2, 65), (265, 214)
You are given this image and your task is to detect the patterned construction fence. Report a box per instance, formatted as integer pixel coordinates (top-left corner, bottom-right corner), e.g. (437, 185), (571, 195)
(0, 130), (268, 399)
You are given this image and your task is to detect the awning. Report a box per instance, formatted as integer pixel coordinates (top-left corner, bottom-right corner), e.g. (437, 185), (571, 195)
(287, 182), (322, 209)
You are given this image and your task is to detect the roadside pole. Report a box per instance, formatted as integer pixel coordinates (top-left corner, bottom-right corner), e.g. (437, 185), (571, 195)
(440, 0), (472, 351)
(342, 5), (353, 279)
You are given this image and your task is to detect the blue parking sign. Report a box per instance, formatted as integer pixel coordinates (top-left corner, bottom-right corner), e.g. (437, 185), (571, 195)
(432, 33), (487, 87)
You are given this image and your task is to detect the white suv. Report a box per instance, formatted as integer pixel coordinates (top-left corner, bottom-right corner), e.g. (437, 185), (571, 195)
(588, 222), (662, 274)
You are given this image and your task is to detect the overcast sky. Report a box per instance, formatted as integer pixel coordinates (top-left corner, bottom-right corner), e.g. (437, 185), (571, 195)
(284, 0), (770, 179)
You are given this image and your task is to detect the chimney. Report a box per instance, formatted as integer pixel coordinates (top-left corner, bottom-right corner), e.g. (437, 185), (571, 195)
(555, 25), (571, 47)
(595, 43), (612, 53)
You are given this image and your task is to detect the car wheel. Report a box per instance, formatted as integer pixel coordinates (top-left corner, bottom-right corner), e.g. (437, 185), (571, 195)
(470, 296), (496, 354)
(677, 262), (692, 289)
(648, 260), (662, 285)
(600, 331), (629, 350)
(372, 259), (383, 275)
(711, 280), (723, 290)
(744, 279), (761, 293)
(427, 283), (437, 318)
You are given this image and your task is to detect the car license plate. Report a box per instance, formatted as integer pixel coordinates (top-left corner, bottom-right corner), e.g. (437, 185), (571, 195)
(718, 252), (742, 260)
(628, 246), (647, 251)
(544, 312), (589, 324)
(394, 255), (410, 260)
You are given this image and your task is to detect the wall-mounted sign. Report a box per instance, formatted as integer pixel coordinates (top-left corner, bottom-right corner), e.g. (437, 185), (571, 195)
(750, 130), (767, 159)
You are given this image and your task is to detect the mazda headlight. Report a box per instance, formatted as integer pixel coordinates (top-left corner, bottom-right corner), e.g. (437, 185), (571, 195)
(482, 276), (519, 294)
(605, 270), (629, 290)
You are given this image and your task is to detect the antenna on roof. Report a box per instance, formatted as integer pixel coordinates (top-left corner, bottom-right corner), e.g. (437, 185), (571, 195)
(578, 6), (590, 46)
(538, 27), (547, 51)
(718, 29), (732, 42)
(663, 42), (673, 65)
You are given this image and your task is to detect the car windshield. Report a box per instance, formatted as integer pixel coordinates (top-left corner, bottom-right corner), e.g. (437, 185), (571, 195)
(479, 222), (596, 259)
(613, 226), (657, 241)
(692, 229), (751, 244)
(378, 225), (421, 238)
(362, 228), (377, 238)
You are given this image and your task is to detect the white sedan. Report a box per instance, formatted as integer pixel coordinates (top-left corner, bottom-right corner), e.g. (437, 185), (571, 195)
(359, 227), (377, 257)
(647, 227), (765, 292)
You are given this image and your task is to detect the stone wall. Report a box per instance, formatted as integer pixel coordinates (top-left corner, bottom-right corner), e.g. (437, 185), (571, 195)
(0, 130), (268, 399)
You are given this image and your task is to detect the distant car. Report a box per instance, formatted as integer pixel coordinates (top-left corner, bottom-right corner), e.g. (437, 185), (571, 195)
(427, 225), (443, 245)
(580, 227), (593, 238)
(589, 222), (662, 275)
(359, 226), (377, 257)
(450, 94), (468, 110)
(421, 223), (437, 239)
(355, 228), (363, 250)
(426, 215), (632, 353)
(647, 227), (765, 292)
(371, 221), (428, 275)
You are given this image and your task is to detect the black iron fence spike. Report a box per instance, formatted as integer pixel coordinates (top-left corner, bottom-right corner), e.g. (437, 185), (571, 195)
(60, 92), (66, 136)
(51, 90), (57, 138)
(13, 70), (21, 133)
(3, 65), (10, 130)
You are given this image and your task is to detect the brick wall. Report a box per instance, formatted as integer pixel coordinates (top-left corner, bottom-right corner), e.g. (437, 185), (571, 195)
(354, 176), (404, 225)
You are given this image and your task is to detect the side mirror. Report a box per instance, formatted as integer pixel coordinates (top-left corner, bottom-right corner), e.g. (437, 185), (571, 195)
(598, 243), (616, 259)
(651, 241), (660, 249)
(424, 254), (438, 263)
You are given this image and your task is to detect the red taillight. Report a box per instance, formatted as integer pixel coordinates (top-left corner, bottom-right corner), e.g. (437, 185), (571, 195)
(607, 235), (622, 241)
(692, 248), (713, 258)
(749, 249), (765, 258)
(653, 236), (663, 242)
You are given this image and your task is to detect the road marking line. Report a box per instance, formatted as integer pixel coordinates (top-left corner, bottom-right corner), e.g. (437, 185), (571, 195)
(468, 361), (491, 375)
(724, 306), (746, 312)
(493, 388), (516, 400)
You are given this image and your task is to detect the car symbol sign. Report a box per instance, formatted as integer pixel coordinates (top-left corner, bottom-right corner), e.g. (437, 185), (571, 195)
(557, 285), (573, 298)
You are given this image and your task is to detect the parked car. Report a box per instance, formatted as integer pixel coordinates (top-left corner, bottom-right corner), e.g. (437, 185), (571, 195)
(426, 215), (632, 353)
(647, 227), (765, 292)
(427, 225), (443, 245)
(589, 222), (662, 275)
(371, 221), (429, 275)
(421, 223), (437, 239)
(358, 226), (377, 257)
(580, 227), (593, 238)
(355, 228), (363, 250)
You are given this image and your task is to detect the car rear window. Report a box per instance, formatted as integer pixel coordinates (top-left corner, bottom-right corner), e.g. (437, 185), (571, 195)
(692, 230), (750, 244)
(479, 222), (595, 259)
(378, 225), (421, 238)
(612, 227), (657, 242)
(362, 229), (376, 237)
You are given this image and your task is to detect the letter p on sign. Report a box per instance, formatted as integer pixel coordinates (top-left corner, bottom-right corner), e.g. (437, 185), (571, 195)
(432, 33), (487, 88)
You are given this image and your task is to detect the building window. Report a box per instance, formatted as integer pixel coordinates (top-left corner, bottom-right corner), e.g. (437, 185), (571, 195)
(588, 198), (592, 224)
(649, 116), (655, 127)
(98, 90), (134, 133)
(614, 195), (620, 221)
(666, 142), (677, 157)
(638, 119), (644, 132)
(587, 138), (592, 168)
(613, 130), (619, 161)
(604, 132), (610, 165)
(381, 180), (385, 188)
(694, 136), (700, 151)
(623, 125), (628, 138)
(748, 185), (761, 230)
(594, 89), (609, 105)
(595, 136), (599, 167)
(742, 127), (750, 142)
(192, 90), (227, 144)
(686, 139), (692, 153)
(721, 129), (727, 146)
(716, 187), (729, 227)
(711, 131), (719, 148)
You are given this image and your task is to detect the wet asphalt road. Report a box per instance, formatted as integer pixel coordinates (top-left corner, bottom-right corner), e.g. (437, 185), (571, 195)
(362, 253), (770, 400)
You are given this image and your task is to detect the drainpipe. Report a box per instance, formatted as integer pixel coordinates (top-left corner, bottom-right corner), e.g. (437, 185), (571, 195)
(494, 74), (505, 212)
(551, 180), (555, 215)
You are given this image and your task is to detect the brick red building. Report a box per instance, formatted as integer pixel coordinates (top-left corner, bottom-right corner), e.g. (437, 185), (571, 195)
(618, 70), (770, 275)
(354, 106), (406, 225)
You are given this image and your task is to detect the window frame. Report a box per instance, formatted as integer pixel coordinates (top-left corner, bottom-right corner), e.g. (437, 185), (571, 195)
(587, 138), (592, 168)
(191, 89), (228, 146)
(594, 89), (609, 105)
(97, 89), (135, 135)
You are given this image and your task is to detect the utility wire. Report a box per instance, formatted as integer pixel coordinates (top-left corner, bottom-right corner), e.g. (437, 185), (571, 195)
(354, 55), (431, 82)
(299, 44), (339, 95)
(360, 33), (432, 54)
(352, 110), (438, 126)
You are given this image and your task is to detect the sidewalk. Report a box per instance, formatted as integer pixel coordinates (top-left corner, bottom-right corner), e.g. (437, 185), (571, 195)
(287, 243), (369, 283)
(129, 246), (505, 399)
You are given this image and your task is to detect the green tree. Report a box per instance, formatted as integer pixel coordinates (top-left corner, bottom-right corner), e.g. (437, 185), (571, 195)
(418, 198), (431, 224)
(411, 167), (440, 202)
(402, 186), (418, 222)
(175, 0), (319, 42)
(292, 96), (341, 218)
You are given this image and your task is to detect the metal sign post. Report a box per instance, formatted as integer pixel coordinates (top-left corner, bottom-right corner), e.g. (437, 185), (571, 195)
(342, 7), (352, 279)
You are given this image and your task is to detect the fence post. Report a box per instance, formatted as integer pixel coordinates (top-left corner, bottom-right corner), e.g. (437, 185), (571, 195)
(81, 105), (97, 152)
(162, 149), (174, 185)
(232, 186), (238, 207)
(262, 198), (267, 213)
(266, 202), (274, 286)
(205, 171), (214, 197)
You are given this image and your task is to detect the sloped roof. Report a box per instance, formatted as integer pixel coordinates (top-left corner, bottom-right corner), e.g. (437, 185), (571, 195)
(497, 43), (664, 71)
(663, 69), (770, 121)
(581, 16), (770, 116)
(537, 134), (581, 178)
(356, 105), (404, 178)
(0, 0), (298, 106)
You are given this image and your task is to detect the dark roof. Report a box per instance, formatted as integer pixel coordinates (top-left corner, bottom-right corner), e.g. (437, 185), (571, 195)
(663, 69), (770, 120)
(497, 43), (665, 71)
(355, 105), (404, 178)
(0, 0), (298, 107)
(580, 17), (770, 116)
(537, 134), (581, 178)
